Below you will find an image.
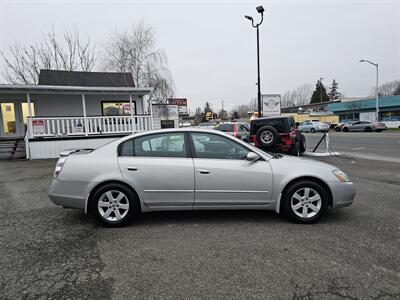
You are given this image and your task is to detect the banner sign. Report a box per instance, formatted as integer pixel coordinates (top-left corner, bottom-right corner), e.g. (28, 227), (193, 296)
(32, 119), (45, 135)
(168, 98), (188, 115)
(262, 94), (281, 116)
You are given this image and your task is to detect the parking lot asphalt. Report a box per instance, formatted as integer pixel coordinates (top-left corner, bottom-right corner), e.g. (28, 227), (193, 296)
(304, 131), (400, 161)
(1, 156), (400, 299)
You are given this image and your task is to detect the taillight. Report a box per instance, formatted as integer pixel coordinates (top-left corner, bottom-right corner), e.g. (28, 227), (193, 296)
(233, 125), (238, 137)
(54, 156), (67, 177)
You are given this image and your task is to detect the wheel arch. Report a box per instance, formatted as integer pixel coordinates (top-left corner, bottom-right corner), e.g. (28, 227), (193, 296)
(85, 180), (141, 214)
(277, 176), (333, 213)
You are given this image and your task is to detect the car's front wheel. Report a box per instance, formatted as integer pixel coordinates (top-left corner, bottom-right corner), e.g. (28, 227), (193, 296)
(91, 183), (140, 227)
(281, 180), (329, 224)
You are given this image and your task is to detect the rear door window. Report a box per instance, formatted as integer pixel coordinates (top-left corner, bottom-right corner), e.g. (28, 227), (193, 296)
(216, 124), (234, 132)
(119, 133), (188, 158)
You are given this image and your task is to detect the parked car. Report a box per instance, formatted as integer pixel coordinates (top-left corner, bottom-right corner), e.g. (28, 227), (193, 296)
(382, 116), (400, 129)
(298, 121), (330, 133)
(250, 116), (306, 156)
(334, 121), (354, 132)
(214, 122), (250, 141)
(197, 122), (215, 129)
(341, 121), (387, 132)
(48, 128), (355, 226)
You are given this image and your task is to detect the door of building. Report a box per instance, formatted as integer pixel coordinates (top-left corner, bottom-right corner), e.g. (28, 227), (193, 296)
(0, 101), (35, 138)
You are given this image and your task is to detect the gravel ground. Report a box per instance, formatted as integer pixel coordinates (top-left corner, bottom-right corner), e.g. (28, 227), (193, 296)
(0, 156), (399, 299)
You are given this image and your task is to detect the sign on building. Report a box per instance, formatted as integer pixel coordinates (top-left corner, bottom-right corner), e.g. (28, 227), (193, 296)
(168, 98), (188, 115)
(262, 94), (281, 116)
(32, 119), (45, 135)
(152, 104), (179, 129)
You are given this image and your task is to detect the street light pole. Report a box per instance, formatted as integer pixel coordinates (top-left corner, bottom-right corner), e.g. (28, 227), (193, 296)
(360, 59), (379, 121)
(245, 5), (265, 117)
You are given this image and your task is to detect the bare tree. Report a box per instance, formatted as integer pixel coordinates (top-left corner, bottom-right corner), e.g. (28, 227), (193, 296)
(103, 21), (174, 103)
(372, 79), (400, 96)
(281, 83), (312, 108)
(1, 26), (96, 84)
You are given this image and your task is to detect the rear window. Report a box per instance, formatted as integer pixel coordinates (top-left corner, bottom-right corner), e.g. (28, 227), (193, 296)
(216, 124), (234, 132)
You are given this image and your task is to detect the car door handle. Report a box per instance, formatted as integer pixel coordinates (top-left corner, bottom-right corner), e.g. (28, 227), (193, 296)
(127, 166), (138, 171)
(197, 169), (211, 174)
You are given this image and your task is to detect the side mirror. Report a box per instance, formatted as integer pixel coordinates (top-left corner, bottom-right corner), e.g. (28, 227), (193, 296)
(246, 151), (260, 162)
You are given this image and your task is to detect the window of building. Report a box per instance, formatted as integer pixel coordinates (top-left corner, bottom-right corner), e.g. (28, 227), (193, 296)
(102, 102), (135, 116)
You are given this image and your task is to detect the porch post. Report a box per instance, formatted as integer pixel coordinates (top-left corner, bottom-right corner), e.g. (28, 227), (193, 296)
(149, 96), (153, 130)
(26, 93), (33, 159)
(129, 93), (135, 132)
(82, 93), (88, 136)
(26, 93), (33, 138)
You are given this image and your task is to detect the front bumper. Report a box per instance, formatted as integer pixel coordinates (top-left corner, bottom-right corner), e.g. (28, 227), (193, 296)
(329, 181), (356, 209)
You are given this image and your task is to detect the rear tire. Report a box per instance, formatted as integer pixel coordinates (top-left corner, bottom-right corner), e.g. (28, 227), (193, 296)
(310, 128), (316, 133)
(288, 142), (300, 156)
(343, 127), (349, 132)
(281, 180), (329, 224)
(256, 125), (279, 148)
(365, 127), (372, 132)
(91, 183), (140, 227)
(299, 135), (306, 153)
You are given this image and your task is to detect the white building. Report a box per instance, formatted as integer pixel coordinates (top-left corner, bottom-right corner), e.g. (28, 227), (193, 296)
(0, 70), (153, 159)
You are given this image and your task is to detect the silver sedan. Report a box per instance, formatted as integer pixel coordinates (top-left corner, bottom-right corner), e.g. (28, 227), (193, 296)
(48, 128), (355, 226)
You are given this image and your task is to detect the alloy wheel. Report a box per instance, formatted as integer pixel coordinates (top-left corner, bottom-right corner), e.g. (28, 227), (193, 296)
(260, 131), (273, 143)
(290, 187), (322, 219)
(97, 190), (130, 222)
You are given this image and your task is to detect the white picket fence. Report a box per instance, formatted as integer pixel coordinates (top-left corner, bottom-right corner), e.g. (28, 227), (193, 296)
(27, 115), (152, 138)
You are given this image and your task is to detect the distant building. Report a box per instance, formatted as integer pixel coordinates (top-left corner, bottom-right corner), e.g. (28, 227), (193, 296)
(327, 95), (400, 121)
(281, 100), (340, 114)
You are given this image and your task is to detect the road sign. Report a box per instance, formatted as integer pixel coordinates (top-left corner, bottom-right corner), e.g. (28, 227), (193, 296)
(262, 94), (281, 116)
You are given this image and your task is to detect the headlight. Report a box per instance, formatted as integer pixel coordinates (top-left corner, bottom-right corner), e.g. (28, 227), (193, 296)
(332, 169), (350, 182)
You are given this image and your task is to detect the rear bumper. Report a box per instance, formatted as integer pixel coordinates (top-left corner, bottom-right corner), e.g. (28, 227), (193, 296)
(48, 178), (87, 209)
(329, 181), (356, 209)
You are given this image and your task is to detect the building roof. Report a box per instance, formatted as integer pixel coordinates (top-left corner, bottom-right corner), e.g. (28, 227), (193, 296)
(0, 84), (152, 95)
(38, 70), (135, 87)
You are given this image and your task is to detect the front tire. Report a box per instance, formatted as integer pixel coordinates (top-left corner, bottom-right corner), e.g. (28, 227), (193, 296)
(91, 183), (140, 227)
(281, 180), (329, 224)
(310, 128), (316, 133)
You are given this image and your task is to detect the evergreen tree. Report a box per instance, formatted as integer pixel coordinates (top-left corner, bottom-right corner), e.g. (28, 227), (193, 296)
(328, 79), (340, 101)
(311, 80), (329, 103)
(231, 111), (240, 120)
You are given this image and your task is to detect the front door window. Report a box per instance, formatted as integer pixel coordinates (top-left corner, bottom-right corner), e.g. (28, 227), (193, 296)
(1, 103), (17, 135)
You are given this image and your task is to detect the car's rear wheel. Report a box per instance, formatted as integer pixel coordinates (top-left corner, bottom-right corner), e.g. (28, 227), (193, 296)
(365, 127), (372, 132)
(299, 135), (306, 153)
(91, 183), (140, 227)
(256, 125), (279, 148)
(343, 127), (349, 132)
(281, 180), (329, 224)
(288, 141), (300, 156)
(310, 128), (316, 133)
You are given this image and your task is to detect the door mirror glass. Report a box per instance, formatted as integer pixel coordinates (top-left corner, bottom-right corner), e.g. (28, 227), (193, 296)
(246, 151), (260, 162)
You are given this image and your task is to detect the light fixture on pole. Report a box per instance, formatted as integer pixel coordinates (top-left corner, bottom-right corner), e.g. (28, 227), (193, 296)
(360, 59), (379, 121)
(245, 5), (265, 117)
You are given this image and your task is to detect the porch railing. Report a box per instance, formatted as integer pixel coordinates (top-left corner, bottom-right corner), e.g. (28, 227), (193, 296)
(27, 115), (152, 138)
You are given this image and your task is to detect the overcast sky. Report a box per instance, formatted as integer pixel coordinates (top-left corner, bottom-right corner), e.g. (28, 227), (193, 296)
(1, 0), (399, 112)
